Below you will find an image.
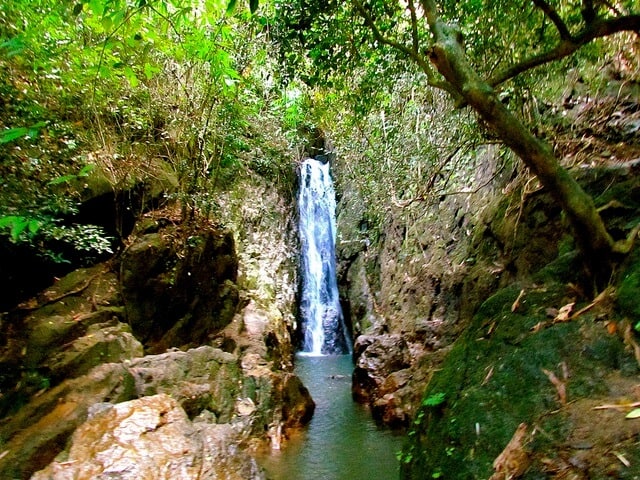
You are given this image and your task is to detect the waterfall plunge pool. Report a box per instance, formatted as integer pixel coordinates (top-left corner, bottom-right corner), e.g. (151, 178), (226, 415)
(257, 355), (403, 480)
(262, 158), (401, 479)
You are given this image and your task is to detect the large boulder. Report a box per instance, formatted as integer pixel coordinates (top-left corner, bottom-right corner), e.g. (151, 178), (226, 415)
(127, 345), (241, 421)
(0, 266), (138, 416)
(352, 334), (411, 406)
(0, 363), (137, 480)
(31, 394), (266, 480)
(120, 226), (239, 351)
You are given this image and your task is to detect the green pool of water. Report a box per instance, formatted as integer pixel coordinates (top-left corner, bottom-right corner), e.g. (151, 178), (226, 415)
(259, 355), (402, 480)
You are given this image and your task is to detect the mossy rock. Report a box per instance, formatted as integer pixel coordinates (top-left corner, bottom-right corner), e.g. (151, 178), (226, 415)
(401, 280), (634, 479)
(617, 248), (640, 323)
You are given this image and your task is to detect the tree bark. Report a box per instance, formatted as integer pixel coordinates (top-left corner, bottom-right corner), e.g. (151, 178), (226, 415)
(425, 18), (618, 280)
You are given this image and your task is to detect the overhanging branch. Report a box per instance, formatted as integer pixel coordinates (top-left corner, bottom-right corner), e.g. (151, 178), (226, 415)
(533, 0), (572, 40)
(488, 14), (640, 87)
(351, 0), (459, 98)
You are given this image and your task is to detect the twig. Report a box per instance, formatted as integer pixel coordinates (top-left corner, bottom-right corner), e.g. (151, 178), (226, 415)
(15, 270), (104, 312)
(593, 401), (640, 411)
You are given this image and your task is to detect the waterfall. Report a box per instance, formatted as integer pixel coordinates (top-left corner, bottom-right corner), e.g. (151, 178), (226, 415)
(298, 157), (351, 356)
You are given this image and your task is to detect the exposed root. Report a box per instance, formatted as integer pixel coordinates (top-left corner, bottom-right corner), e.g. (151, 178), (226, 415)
(612, 222), (640, 254)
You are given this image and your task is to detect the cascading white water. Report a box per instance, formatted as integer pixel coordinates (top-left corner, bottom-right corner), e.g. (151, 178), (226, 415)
(298, 157), (351, 355)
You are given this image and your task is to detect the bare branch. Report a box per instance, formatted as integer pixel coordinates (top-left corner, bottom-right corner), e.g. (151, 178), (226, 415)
(351, 0), (458, 97)
(489, 14), (640, 87)
(407, 0), (420, 55)
(533, 0), (572, 40)
(581, 0), (596, 24)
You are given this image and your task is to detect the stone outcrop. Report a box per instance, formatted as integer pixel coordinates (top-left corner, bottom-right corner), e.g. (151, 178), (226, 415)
(0, 207), (312, 480)
(0, 362), (137, 479)
(31, 394), (265, 480)
(120, 225), (239, 352)
(351, 334), (420, 427)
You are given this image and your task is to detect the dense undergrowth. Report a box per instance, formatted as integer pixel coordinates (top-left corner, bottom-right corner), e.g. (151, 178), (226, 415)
(0, 0), (312, 307)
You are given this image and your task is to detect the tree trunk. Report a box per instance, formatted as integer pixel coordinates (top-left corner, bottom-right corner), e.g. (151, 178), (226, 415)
(426, 19), (617, 282)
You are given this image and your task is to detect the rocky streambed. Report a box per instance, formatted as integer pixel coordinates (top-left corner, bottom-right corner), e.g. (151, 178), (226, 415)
(0, 214), (313, 479)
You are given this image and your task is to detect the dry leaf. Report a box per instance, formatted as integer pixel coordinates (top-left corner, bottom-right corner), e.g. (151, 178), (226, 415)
(571, 287), (613, 320)
(489, 423), (530, 480)
(606, 321), (618, 335)
(553, 302), (575, 323)
(542, 368), (567, 405)
(593, 401), (640, 411)
(511, 289), (526, 312)
(560, 361), (569, 380)
(482, 365), (495, 386)
(530, 321), (547, 333)
(612, 451), (631, 467)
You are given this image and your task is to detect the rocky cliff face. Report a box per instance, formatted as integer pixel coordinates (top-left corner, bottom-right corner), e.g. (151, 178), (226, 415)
(336, 144), (517, 426)
(335, 87), (640, 479)
(0, 170), (310, 479)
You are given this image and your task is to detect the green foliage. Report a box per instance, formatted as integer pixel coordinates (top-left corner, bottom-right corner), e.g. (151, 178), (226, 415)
(0, 122), (46, 144)
(0, 210), (113, 263)
(0, 0), (299, 262)
(422, 392), (446, 407)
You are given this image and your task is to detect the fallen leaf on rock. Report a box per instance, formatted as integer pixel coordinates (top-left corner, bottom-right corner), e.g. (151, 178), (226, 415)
(511, 289), (525, 312)
(612, 451), (631, 467)
(593, 401), (640, 411)
(530, 321), (547, 333)
(542, 368), (567, 405)
(553, 302), (575, 323)
(626, 408), (640, 419)
(482, 365), (494, 386)
(570, 287), (614, 320)
(489, 423), (530, 480)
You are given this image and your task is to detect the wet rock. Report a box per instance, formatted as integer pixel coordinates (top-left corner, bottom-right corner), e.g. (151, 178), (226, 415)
(0, 363), (136, 480)
(31, 393), (266, 480)
(127, 345), (241, 421)
(352, 334), (411, 405)
(279, 373), (316, 428)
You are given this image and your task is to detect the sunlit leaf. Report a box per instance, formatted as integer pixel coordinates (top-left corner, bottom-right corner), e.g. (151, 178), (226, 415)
(28, 219), (41, 235)
(124, 66), (139, 87)
(102, 16), (113, 31)
(0, 216), (19, 229)
(48, 174), (77, 185)
(626, 408), (640, 419)
(10, 217), (29, 242)
(143, 62), (159, 80)
(422, 392), (446, 407)
(0, 127), (29, 144)
(78, 164), (96, 177)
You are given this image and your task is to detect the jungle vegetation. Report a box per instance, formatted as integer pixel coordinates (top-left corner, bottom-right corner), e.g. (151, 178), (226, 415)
(1, 0), (639, 284)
